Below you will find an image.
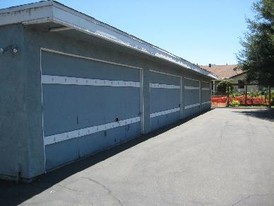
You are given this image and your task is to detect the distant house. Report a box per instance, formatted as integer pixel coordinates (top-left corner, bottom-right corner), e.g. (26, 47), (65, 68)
(201, 64), (259, 94)
(201, 64), (242, 80)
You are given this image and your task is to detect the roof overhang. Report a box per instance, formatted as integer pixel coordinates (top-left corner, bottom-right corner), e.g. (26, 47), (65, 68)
(0, 0), (217, 80)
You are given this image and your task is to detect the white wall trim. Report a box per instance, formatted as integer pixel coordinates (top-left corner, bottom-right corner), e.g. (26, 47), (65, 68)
(202, 101), (211, 105)
(42, 75), (140, 88)
(44, 116), (141, 145)
(150, 107), (180, 118)
(184, 86), (200, 90)
(150, 83), (180, 89)
(184, 103), (200, 109)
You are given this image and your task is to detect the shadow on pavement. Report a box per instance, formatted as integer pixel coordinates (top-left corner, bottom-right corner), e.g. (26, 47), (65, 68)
(233, 108), (274, 122)
(0, 109), (211, 205)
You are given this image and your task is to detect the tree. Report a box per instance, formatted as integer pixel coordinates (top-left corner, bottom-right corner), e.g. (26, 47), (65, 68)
(217, 80), (233, 107)
(217, 80), (233, 94)
(237, 0), (274, 87)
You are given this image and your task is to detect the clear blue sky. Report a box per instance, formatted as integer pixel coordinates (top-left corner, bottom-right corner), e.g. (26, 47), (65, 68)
(0, 0), (257, 65)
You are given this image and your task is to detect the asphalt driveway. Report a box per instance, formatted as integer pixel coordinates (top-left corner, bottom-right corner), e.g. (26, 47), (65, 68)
(1, 108), (274, 206)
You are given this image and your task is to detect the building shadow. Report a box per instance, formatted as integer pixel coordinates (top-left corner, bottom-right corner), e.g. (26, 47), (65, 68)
(233, 108), (274, 122)
(0, 109), (211, 206)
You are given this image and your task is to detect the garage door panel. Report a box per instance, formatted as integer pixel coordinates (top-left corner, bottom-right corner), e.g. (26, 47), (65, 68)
(150, 89), (180, 113)
(201, 82), (211, 103)
(77, 133), (110, 160)
(202, 90), (210, 102)
(45, 138), (79, 170)
(184, 78), (200, 111)
(201, 82), (211, 109)
(41, 50), (141, 170)
(150, 112), (180, 130)
(77, 122), (140, 158)
(185, 78), (199, 87)
(149, 71), (181, 131)
(150, 71), (180, 85)
(185, 90), (200, 106)
(45, 120), (140, 170)
(42, 51), (140, 82)
(43, 85), (140, 137)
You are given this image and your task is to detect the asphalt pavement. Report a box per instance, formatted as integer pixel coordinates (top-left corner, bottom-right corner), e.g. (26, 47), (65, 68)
(1, 108), (274, 206)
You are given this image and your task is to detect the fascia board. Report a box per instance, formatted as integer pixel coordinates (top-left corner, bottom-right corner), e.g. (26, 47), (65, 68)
(51, 3), (215, 79)
(0, 1), (53, 26)
(0, 1), (217, 79)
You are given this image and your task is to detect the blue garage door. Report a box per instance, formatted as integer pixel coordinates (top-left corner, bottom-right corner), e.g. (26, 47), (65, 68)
(41, 49), (142, 170)
(184, 78), (201, 116)
(149, 70), (181, 131)
(201, 81), (211, 110)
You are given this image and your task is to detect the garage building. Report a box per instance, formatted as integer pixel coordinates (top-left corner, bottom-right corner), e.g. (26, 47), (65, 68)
(0, 1), (216, 181)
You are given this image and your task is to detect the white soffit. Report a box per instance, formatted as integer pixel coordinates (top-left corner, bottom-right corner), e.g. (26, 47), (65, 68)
(0, 1), (217, 79)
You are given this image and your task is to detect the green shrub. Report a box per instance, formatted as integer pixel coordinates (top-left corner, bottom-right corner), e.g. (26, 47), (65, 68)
(217, 80), (233, 94)
(230, 100), (240, 107)
(271, 90), (274, 105)
(231, 92), (242, 98)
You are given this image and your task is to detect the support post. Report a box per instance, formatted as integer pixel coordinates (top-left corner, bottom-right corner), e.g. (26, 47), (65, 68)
(268, 85), (271, 109)
(226, 86), (229, 107)
(245, 84), (248, 105)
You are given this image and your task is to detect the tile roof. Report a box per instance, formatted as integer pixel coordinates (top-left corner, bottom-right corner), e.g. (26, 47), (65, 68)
(200, 64), (244, 80)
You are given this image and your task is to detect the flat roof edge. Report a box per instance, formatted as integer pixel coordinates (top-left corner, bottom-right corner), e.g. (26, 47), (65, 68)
(0, 1), (54, 26)
(0, 1), (217, 79)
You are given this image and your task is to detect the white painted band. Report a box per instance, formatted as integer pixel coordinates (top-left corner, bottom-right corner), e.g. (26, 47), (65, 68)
(184, 103), (200, 109)
(150, 107), (180, 118)
(202, 101), (211, 105)
(42, 75), (140, 88)
(44, 116), (141, 145)
(202, 88), (210, 91)
(150, 83), (180, 89)
(184, 86), (200, 90)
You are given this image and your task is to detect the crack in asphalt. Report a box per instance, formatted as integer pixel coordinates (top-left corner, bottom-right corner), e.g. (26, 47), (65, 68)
(232, 193), (274, 206)
(231, 195), (251, 206)
(56, 184), (82, 193)
(81, 176), (124, 206)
